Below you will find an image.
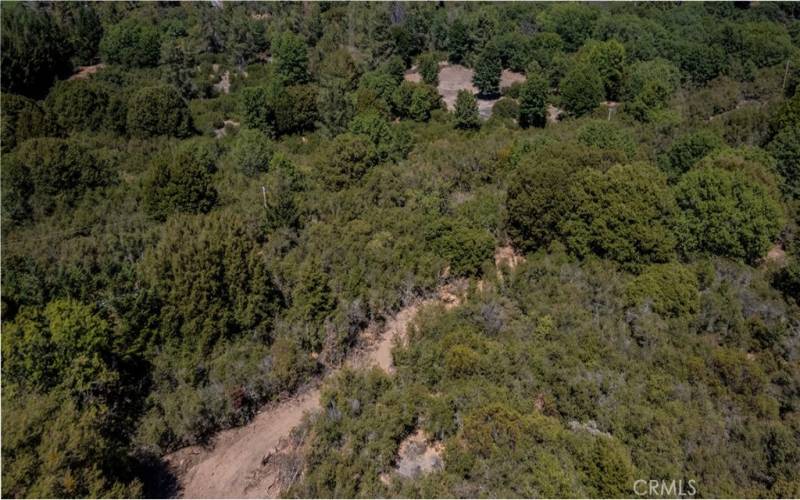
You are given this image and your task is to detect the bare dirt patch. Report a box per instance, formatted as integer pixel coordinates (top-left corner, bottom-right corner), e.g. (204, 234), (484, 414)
(214, 119), (240, 139)
(404, 62), (525, 119)
(68, 63), (106, 81)
(393, 429), (444, 479)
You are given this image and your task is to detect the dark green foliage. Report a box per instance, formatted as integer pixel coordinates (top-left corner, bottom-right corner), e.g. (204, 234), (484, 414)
(348, 112), (411, 162)
(491, 97), (519, 121)
(453, 89), (479, 129)
(772, 260), (800, 305)
(662, 131), (725, 179)
(562, 163), (679, 266)
(100, 18), (160, 68)
(272, 32), (309, 85)
(417, 52), (439, 86)
(1, 93), (57, 153)
(319, 133), (380, 189)
(518, 73), (548, 128)
(536, 3), (597, 52)
(427, 221), (495, 277)
(143, 141), (218, 220)
(577, 39), (626, 101)
(626, 263), (700, 317)
(675, 167), (784, 263)
(473, 48), (502, 97)
(54, 3), (103, 66)
(2, 138), (111, 223)
(560, 63), (604, 117)
(127, 85), (192, 138)
(0, 3), (72, 98)
(507, 158), (579, 252)
(577, 121), (636, 160)
(45, 80), (126, 135)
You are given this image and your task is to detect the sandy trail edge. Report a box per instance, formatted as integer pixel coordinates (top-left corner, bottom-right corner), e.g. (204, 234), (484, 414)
(164, 295), (443, 499)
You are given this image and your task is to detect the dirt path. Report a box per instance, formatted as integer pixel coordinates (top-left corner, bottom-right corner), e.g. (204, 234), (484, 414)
(164, 247), (523, 498)
(164, 287), (457, 498)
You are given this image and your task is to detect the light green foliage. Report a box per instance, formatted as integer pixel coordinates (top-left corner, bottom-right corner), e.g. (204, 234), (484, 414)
(227, 128), (275, 176)
(473, 48), (502, 96)
(272, 32), (309, 85)
(100, 18), (161, 68)
(0, 3), (72, 98)
(417, 52), (439, 86)
(626, 263), (700, 317)
(562, 163), (679, 266)
(577, 120), (637, 160)
(675, 167), (784, 263)
(737, 22), (794, 68)
(349, 112), (411, 162)
(518, 73), (548, 128)
(319, 133), (381, 188)
(126, 85), (193, 138)
(392, 81), (442, 121)
(560, 62), (604, 117)
(143, 141), (218, 220)
(454, 89), (479, 129)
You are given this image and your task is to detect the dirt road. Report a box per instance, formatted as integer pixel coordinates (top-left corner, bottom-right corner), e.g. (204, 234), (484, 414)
(164, 292), (450, 498)
(164, 247), (521, 498)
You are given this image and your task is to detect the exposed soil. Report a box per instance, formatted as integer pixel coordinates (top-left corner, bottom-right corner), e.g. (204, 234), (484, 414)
(764, 243), (787, 267)
(393, 429), (444, 479)
(214, 70), (231, 95)
(404, 62), (526, 119)
(68, 63), (106, 81)
(164, 284), (466, 498)
(213, 119), (240, 139)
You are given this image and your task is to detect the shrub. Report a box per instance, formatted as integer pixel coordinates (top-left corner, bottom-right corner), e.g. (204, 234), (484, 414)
(473, 49), (502, 97)
(100, 18), (160, 68)
(319, 133), (380, 188)
(1, 93), (57, 153)
(427, 221), (495, 277)
(227, 129), (274, 176)
(272, 32), (309, 85)
(577, 120), (637, 160)
(562, 163), (679, 266)
(675, 167), (784, 263)
(492, 97), (519, 121)
(44, 80), (125, 134)
(626, 263), (700, 317)
(143, 143), (218, 220)
(126, 85), (192, 138)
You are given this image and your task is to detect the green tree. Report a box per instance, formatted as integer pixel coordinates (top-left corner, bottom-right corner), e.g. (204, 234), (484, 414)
(143, 143), (218, 220)
(126, 85), (193, 138)
(272, 31), (309, 85)
(320, 133), (380, 189)
(418, 52), (439, 86)
(454, 89), (480, 129)
(675, 167), (784, 263)
(473, 48), (502, 97)
(1, 3), (72, 98)
(99, 18), (160, 68)
(768, 126), (800, 200)
(562, 163), (679, 266)
(577, 39), (626, 101)
(448, 19), (471, 64)
(536, 3), (597, 51)
(518, 73), (548, 128)
(54, 2), (103, 65)
(560, 63), (603, 117)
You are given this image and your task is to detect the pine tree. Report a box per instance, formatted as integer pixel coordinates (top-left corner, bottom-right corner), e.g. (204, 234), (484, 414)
(454, 89), (480, 129)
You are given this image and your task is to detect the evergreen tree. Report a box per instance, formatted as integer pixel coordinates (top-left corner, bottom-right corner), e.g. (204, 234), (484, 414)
(473, 49), (502, 97)
(272, 31), (309, 85)
(454, 89), (480, 129)
(518, 73), (548, 128)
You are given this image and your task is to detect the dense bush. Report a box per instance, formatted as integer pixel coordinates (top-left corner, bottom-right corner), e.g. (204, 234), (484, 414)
(45, 80), (126, 134)
(675, 167), (784, 263)
(226, 128), (275, 176)
(561, 163), (679, 266)
(560, 63), (604, 117)
(661, 130), (725, 179)
(518, 73), (548, 128)
(127, 85), (193, 138)
(454, 89), (479, 129)
(417, 52), (439, 86)
(626, 263), (700, 317)
(143, 142), (218, 220)
(1, 93), (57, 153)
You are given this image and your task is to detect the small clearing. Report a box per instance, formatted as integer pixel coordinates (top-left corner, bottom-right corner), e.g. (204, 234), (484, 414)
(404, 62), (526, 119)
(393, 429), (444, 479)
(213, 119), (240, 139)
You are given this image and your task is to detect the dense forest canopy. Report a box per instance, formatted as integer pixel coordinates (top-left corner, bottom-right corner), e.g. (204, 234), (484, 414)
(1, 1), (799, 498)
